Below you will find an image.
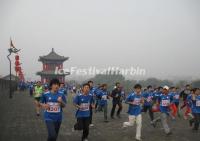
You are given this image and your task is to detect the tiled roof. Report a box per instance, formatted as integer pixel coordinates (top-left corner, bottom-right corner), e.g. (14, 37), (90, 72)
(39, 48), (69, 61)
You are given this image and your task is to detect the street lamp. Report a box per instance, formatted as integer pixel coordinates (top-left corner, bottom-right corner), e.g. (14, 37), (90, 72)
(7, 45), (20, 99)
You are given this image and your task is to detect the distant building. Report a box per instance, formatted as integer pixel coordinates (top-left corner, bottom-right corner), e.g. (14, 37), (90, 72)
(2, 74), (19, 81)
(37, 48), (70, 83)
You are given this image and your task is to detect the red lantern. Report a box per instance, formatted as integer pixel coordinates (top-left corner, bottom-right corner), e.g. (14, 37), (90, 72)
(17, 67), (22, 75)
(15, 60), (20, 66)
(18, 67), (22, 73)
(15, 55), (19, 60)
(15, 66), (19, 72)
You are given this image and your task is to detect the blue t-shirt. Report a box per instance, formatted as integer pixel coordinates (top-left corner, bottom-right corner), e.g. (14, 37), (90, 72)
(126, 92), (142, 116)
(94, 88), (102, 96)
(168, 92), (174, 103)
(90, 87), (97, 96)
(171, 92), (180, 103)
(40, 91), (66, 122)
(73, 93), (94, 118)
(59, 87), (67, 96)
(158, 94), (171, 113)
(191, 95), (200, 113)
(142, 91), (153, 106)
(187, 94), (192, 108)
(152, 91), (162, 102)
(97, 90), (109, 106)
(29, 84), (34, 90)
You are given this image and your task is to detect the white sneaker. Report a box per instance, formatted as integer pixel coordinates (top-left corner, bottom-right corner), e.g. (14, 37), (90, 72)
(89, 124), (94, 127)
(122, 122), (128, 128)
(135, 138), (141, 141)
(122, 125), (127, 128)
(83, 138), (88, 141)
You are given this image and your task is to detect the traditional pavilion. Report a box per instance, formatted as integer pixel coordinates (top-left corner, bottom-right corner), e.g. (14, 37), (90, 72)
(37, 48), (69, 83)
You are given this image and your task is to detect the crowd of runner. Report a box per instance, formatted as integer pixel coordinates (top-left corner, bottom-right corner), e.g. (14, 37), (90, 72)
(25, 79), (200, 141)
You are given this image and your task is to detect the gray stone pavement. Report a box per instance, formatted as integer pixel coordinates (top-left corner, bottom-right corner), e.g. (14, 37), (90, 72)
(0, 90), (199, 141)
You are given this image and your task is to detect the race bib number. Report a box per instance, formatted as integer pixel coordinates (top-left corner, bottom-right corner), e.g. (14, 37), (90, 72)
(80, 103), (90, 111)
(133, 98), (141, 105)
(47, 102), (61, 113)
(102, 95), (107, 100)
(161, 100), (170, 106)
(196, 100), (200, 107)
(147, 97), (152, 102)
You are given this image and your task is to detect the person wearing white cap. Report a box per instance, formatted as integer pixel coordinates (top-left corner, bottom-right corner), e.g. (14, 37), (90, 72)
(152, 86), (172, 135)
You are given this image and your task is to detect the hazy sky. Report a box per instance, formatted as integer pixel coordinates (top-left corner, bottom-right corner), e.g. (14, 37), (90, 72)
(0, 0), (200, 81)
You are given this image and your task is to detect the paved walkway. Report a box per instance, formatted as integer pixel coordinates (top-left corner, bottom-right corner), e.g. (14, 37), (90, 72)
(0, 90), (199, 141)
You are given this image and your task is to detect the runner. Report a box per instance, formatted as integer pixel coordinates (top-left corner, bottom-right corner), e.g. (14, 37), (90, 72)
(73, 83), (95, 141)
(88, 80), (96, 127)
(184, 89), (196, 126)
(153, 86), (163, 102)
(190, 88), (200, 131)
(168, 87), (176, 119)
(94, 85), (103, 113)
(142, 85), (154, 125)
(59, 82), (67, 96)
(170, 87), (180, 118)
(110, 82), (123, 119)
(44, 83), (49, 93)
(71, 86), (78, 100)
(29, 82), (34, 97)
(93, 84), (102, 113)
(96, 84), (110, 122)
(180, 84), (192, 119)
(151, 87), (162, 114)
(152, 86), (172, 135)
(33, 81), (44, 116)
(40, 78), (66, 141)
(123, 84), (144, 141)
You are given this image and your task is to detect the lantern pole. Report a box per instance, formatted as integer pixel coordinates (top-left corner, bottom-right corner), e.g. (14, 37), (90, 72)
(7, 51), (12, 98)
(7, 39), (20, 99)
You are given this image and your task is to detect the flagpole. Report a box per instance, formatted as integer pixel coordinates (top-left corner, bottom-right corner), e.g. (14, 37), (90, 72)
(7, 38), (20, 99)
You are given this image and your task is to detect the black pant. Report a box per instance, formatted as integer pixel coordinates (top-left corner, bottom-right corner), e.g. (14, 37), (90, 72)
(89, 109), (93, 124)
(45, 121), (61, 141)
(111, 101), (122, 117)
(74, 117), (90, 140)
(142, 105), (154, 121)
(193, 113), (200, 130)
(98, 104), (108, 120)
(29, 90), (33, 96)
